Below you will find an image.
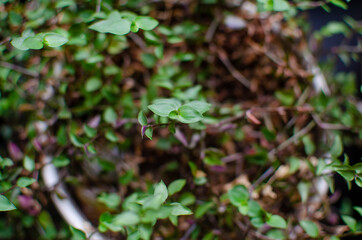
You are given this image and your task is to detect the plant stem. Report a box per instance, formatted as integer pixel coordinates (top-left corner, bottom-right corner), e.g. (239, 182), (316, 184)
(0, 61), (39, 78)
(268, 121), (316, 156)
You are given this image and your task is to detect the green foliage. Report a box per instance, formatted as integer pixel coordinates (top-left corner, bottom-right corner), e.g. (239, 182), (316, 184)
(69, 226), (86, 240)
(17, 177), (36, 188)
(0, 0), (360, 239)
(97, 193), (121, 210)
(23, 156), (35, 172)
(89, 11), (158, 35)
(341, 215), (357, 232)
(300, 220), (319, 238)
(266, 215), (287, 229)
(52, 155), (70, 167)
(11, 32), (68, 50)
(0, 195), (16, 212)
(227, 185), (288, 229)
(168, 179), (186, 196)
(99, 181), (191, 238)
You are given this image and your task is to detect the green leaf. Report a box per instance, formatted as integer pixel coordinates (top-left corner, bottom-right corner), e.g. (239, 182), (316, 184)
(141, 194), (164, 210)
(275, 90), (294, 106)
(17, 177), (36, 188)
(9, 11), (22, 26)
(331, 135), (343, 157)
(289, 157), (301, 173)
(168, 122), (176, 134)
(323, 175), (335, 193)
(89, 18), (131, 35)
(168, 179), (186, 196)
(148, 100), (179, 117)
(267, 215), (287, 229)
(302, 135), (315, 155)
(266, 229), (286, 240)
(56, 0), (76, 8)
(0, 157), (13, 168)
(43, 33), (68, 47)
(320, 21), (348, 37)
(154, 180), (168, 203)
(195, 201), (214, 219)
(179, 192), (196, 206)
(23, 36), (44, 49)
(178, 105), (203, 123)
(139, 224), (152, 240)
(250, 216), (264, 228)
(97, 193), (121, 209)
(69, 226), (86, 240)
(144, 31), (161, 44)
(113, 211), (140, 226)
(0, 195), (16, 211)
(228, 185), (249, 207)
(138, 111), (148, 126)
(183, 101), (211, 114)
(247, 200), (264, 218)
(172, 52), (195, 62)
(237, 203), (249, 215)
(135, 16), (159, 30)
(141, 53), (157, 68)
(130, 22), (139, 33)
(297, 182), (310, 203)
(329, 0), (348, 10)
(103, 107), (117, 124)
(69, 133), (85, 147)
(245, 151), (268, 165)
(261, 127), (276, 141)
(11, 37), (29, 50)
(53, 155), (70, 167)
(23, 156), (35, 172)
(341, 215), (357, 232)
(85, 77), (102, 92)
(87, 144), (97, 154)
(273, 0), (290, 11)
(300, 220), (319, 238)
(145, 127), (153, 140)
(105, 130), (118, 142)
(170, 203), (192, 216)
(353, 163), (362, 173)
(83, 125), (97, 138)
(353, 206), (362, 217)
(337, 170), (355, 182)
(155, 44), (163, 58)
(57, 125), (68, 146)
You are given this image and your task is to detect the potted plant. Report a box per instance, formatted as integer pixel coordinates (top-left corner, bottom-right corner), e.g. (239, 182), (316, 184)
(0, 0), (361, 239)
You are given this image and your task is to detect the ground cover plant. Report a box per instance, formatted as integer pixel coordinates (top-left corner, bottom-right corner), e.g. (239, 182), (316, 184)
(0, 0), (361, 239)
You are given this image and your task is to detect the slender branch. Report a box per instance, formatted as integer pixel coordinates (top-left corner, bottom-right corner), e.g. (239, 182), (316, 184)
(0, 37), (11, 45)
(96, 0), (102, 13)
(180, 223), (196, 240)
(129, 33), (147, 51)
(208, 113), (245, 130)
(206, 17), (220, 42)
(332, 45), (362, 53)
(222, 153), (243, 163)
(214, 46), (251, 89)
(336, 231), (362, 238)
(208, 105), (314, 130)
(250, 167), (275, 193)
(312, 114), (350, 130)
(1, 185), (17, 195)
(0, 61), (39, 78)
(149, 123), (170, 128)
(268, 121), (316, 156)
